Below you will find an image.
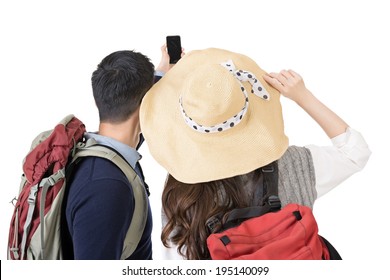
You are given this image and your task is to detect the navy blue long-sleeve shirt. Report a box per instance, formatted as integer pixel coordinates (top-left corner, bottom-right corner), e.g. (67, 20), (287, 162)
(61, 134), (152, 260)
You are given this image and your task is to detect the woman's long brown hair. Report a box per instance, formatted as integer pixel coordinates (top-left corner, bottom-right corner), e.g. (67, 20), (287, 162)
(161, 169), (263, 260)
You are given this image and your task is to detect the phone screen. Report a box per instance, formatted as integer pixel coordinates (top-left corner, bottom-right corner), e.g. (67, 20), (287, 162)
(166, 36), (181, 64)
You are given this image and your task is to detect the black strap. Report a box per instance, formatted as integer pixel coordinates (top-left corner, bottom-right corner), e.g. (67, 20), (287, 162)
(261, 161), (281, 211)
(260, 161), (280, 204)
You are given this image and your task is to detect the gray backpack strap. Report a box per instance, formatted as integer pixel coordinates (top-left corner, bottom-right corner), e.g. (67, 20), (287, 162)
(71, 138), (148, 259)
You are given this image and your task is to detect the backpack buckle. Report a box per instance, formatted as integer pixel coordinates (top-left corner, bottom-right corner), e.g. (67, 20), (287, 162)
(262, 164), (274, 173)
(27, 185), (38, 205)
(206, 216), (221, 233)
(267, 195), (281, 211)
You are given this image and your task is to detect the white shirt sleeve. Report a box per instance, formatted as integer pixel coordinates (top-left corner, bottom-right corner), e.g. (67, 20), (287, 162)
(305, 127), (371, 197)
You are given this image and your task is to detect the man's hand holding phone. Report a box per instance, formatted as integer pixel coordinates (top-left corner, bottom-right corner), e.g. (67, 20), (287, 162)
(156, 36), (184, 74)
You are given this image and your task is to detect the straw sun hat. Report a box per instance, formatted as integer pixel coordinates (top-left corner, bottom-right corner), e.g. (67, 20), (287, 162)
(140, 48), (288, 184)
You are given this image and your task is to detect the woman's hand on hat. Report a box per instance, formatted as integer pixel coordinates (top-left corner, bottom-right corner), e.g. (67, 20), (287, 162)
(263, 70), (310, 104)
(265, 70), (349, 138)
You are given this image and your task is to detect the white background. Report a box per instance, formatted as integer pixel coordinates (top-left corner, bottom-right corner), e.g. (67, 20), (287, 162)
(1, 0), (389, 278)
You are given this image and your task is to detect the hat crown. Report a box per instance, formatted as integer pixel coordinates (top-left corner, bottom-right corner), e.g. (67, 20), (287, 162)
(181, 64), (245, 127)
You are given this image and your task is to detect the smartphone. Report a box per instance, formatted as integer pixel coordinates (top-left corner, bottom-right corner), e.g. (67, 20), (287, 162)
(166, 35), (182, 64)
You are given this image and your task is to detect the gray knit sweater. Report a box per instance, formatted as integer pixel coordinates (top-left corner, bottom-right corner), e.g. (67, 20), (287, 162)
(277, 146), (317, 208)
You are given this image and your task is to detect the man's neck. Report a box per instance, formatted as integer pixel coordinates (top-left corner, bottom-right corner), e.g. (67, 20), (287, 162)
(98, 112), (141, 149)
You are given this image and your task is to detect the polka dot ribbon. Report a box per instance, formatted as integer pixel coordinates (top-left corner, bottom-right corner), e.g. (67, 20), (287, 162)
(179, 60), (270, 134)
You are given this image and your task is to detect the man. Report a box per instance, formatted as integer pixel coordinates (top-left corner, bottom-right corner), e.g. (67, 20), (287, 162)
(61, 46), (173, 259)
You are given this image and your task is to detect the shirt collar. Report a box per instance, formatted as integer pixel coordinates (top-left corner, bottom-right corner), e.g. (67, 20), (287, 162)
(85, 132), (141, 170)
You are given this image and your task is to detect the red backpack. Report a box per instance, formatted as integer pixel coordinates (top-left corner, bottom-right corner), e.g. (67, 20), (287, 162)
(206, 162), (341, 260)
(7, 115), (148, 260)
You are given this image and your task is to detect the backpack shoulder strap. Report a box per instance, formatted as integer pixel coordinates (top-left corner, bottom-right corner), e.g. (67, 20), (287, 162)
(259, 160), (280, 208)
(70, 138), (148, 260)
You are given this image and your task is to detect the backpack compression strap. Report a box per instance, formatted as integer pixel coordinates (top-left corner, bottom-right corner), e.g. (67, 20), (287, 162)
(70, 139), (148, 260)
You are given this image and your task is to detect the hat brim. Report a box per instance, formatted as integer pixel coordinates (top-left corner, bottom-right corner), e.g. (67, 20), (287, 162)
(140, 48), (288, 183)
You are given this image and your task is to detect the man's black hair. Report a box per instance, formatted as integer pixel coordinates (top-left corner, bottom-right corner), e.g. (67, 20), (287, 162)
(92, 50), (155, 123)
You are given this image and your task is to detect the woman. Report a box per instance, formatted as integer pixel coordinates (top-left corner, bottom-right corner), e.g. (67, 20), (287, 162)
(140, 48), (371, 259)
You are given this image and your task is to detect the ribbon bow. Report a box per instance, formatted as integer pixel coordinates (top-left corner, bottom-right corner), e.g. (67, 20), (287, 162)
(179, 60), (270, 134)
(221, 60), (270, 100)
